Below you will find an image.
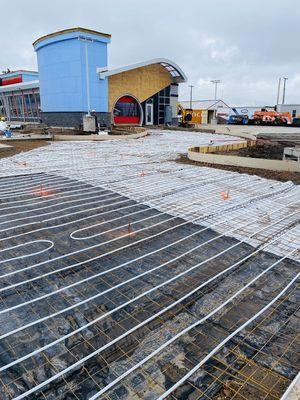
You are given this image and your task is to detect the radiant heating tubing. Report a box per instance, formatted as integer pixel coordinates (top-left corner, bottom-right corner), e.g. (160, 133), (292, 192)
(0, 129), (299, 400)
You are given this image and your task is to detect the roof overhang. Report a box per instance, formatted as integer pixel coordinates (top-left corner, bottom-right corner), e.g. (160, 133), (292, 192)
(179, 99), (231, 110)
(97, 58), (187, 83)
(0, 70), (38, 79)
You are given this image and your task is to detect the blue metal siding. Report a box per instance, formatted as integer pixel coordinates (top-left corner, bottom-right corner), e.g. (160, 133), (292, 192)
(34, 30), (110, 113)
(79, 39), (109, 112)
(36, 39), (84, 112)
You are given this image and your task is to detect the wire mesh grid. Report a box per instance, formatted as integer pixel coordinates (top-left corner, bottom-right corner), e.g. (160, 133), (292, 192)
(0, 130), (299, 399)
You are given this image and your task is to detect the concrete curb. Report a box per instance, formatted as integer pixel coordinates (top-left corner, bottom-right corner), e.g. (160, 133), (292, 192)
(219, 131), (257, 141)
(193, 140), (254, 154)
(188, 148), (300, 173)
(54, 131), (148, 141)
(2, 135), (53, 141)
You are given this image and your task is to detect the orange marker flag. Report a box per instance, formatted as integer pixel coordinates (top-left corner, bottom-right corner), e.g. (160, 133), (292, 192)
(127, 222), (136, 238)
(221, 190), (230, 200)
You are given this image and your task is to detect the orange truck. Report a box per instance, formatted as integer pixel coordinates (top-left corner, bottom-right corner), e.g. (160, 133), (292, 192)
(252, 110), (292, 125)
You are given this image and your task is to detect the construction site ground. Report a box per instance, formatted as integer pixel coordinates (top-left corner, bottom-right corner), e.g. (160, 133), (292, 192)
(0, 129), (298, 400)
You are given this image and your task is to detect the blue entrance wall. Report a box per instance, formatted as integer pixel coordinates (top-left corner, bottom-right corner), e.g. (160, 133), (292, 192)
(33, 29), (110, 113)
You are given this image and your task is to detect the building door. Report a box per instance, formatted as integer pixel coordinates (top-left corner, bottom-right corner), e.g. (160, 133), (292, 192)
(146, 100), (153, 125)
(208, 110), (214, 124)
(164, 105), (172, 125)
(201, 110), (208, 124)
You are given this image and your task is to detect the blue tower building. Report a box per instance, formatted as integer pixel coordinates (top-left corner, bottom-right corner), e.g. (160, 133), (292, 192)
(33, 27), (111, 127)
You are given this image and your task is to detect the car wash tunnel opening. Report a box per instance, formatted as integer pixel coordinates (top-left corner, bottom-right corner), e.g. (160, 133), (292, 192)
(0, 130), (299, 400)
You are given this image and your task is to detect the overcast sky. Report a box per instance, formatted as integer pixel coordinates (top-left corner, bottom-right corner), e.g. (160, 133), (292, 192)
(1, 0), (300, 106)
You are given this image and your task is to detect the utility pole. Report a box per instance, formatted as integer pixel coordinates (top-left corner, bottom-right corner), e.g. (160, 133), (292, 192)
(276, 78), (281, 107)
(282, 77), (288, 105)
(188, 85), (194, 109)
(211, 80), (220, 120)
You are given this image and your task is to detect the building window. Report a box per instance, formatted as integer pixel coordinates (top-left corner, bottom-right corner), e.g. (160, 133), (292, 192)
(292, 109), (297, 118)
(0, 89), (40, 121)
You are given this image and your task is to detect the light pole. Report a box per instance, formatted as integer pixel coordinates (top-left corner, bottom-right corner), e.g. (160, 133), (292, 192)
(276, 78), (281, 107)
(188, 85), (194, 109)
(282, 77), (288, 105)
(211, 79), (220, 120)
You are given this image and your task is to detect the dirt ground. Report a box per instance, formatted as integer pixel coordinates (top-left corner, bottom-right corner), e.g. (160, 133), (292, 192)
(219, 141), (286, 160)
(0, 140), (50, 159)
(177, 154), (300, 185)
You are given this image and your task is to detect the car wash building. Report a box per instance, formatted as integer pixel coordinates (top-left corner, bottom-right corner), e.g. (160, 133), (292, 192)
(0, 27), (187, 127)
(0, 70), (40, 122)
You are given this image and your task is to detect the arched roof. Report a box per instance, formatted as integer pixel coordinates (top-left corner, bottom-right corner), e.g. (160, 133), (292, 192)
(97, 58), (187, 83)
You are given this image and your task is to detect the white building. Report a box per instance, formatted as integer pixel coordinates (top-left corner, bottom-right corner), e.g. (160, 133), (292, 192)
(277, 104), (300, 118)
(179, 100), (230, 124)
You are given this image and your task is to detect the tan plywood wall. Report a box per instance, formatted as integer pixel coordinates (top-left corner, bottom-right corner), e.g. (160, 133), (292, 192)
(108, 64), (172, 111)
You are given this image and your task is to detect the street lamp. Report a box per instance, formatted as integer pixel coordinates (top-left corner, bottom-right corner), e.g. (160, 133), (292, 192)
(188, 85), (194, 109)
(282, 77), (288, 105)
(211, 79), (221, 120)
(211, 79), (220, 100)
(276, 78), (281, 107)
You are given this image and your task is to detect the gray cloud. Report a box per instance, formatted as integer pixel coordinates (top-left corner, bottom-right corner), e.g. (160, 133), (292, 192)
(1, 0), (300, 105)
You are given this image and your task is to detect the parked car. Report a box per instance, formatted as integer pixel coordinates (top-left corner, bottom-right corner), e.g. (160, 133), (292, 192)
(228, 115), (249, 125)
